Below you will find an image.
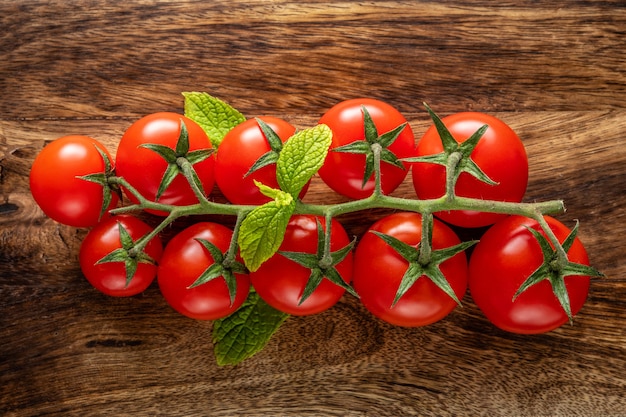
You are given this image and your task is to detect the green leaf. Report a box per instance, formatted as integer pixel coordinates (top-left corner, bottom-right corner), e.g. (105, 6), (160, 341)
(237, 199), (296, 272)
(213, 289), (289, 366)
(254, 180), (294, 207)
(183, 91), (246, 147)
(276, 124), (332, 198)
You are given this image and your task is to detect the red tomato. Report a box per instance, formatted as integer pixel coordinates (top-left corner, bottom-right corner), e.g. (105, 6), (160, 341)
(353, 212), (468, 327)
(115, 112), (215, 214)
(215, 116), (302, 205)
(30, 135), (119, 227)
(318, 98), (415, 199)
(412, 112), (528, 228)
(79, 215), (163, 297)
(157, 222), (250, 320)
(469, 215), (591, 334)
(250, 215), (353, 316)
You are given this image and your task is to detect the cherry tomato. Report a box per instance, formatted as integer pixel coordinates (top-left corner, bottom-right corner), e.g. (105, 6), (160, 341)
(30, 135), (119, 228)
(353, 212), (469, 327)
(79, 215), (163, 297)
(157, 222), (250, 320)
(469, 215), (591, 334)
(318, 98), (415, 199)
(215, 116), (302, 205)
(250, 215), (353, 316)
(115, 112), (215, 215)
(412, 112), (528, 228)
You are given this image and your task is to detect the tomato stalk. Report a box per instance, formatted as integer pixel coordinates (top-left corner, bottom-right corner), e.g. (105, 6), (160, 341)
(370, 142), (384, 197)
(177, 157), (211, 209)
(532, 212), (571, 268)
(417, 212), (434, 265)
(222, 212), (246, 270)
(445, 152), (463, 202)
(317, 214), (335, 270)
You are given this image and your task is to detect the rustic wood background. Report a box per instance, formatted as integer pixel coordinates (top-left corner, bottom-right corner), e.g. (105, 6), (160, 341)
(1, 1), (625, 416)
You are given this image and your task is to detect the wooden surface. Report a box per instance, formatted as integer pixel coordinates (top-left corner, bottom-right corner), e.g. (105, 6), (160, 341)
(1, 1), (625, 416)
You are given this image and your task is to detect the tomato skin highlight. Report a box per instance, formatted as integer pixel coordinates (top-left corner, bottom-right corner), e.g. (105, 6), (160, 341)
(353, 212), (468, 327)
(157, 222), (250, 321)
(469, 215), (591, 334)
(412, 112), (528, 228)
(250, 215), (353, 316)
(79, 215), (163, 297)
(318, 98), (415, 199)
(115, 112), (215, 214)
(29, 135), (119, 228)
(215, 116), (301, 205)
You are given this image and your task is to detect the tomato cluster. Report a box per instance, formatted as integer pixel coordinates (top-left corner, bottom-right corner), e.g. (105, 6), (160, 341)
(29, 98), (598, 335)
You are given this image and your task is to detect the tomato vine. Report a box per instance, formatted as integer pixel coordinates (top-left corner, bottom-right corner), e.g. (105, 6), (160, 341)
(29, 92), (604, 366)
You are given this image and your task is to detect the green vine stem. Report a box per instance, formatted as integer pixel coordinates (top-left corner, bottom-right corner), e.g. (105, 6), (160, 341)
(108, 155), (565, 261)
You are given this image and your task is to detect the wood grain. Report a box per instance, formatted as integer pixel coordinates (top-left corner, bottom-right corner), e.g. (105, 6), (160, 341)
(1, 1), (625, 416)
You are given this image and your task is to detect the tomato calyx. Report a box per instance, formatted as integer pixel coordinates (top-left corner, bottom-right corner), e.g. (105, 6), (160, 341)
(189, 237), (248, 306)
(95, 220), (158, 287)
(245, 118), (285, 176)
(139, 119), (214, 201)
(515, 220), (604, 322)
(278, 218), (357, 305)
(332, 106), (407, 191)
(77, 144), (121, 222)
(405, 103), (497, 199)
(371, 213), (476, 307)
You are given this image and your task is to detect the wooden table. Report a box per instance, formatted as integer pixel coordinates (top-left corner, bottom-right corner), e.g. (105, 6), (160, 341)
(1, 1), (625, 416)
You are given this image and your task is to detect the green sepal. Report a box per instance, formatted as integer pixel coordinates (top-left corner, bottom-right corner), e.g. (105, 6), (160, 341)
(139, 119), (214, 201)
(278, 220), (357, 305)
(141, 143), (177, 162)
(186, 149), (213, 165)
(77, 144), (119, 222)
(245, 118), (284, 177)
(246, 151), (279, 177)
(334, 140), (371, 154)
(155, 162), (180, 201)
(189, 238), (246, 306)
(95, 221), (156, 287)
(332, 106), (408, 190)
(213, 289), (289, 366)
(514, 223), (604, 322)
(403, 103), (497, 187)
(371, 231), (476, 307)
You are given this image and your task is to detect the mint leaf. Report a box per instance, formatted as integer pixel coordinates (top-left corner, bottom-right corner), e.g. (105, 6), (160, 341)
(237, 199), (296, 272)
(254, 180), (294, 207)
(276, 124), (332, 198)
(182, 92), (246, 147)
(213, 289), (289, 366)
